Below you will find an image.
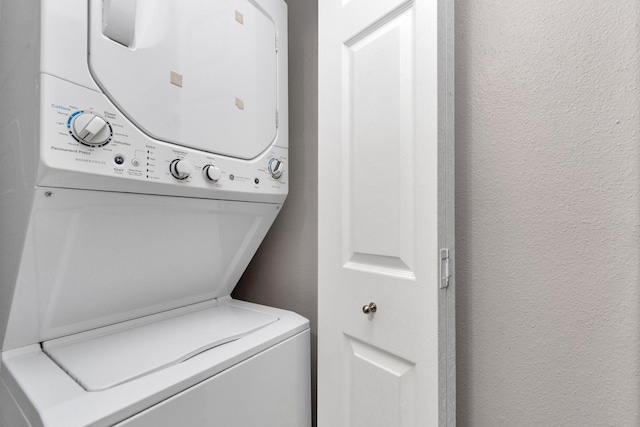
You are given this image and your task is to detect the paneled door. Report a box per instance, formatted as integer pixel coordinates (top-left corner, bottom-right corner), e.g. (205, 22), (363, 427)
(318, 0), (455, 425)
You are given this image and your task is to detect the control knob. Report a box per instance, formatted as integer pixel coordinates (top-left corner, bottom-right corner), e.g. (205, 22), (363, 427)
(203, 164), (222, 182)
(268, 158), (284, 179)
(70, 112), (112, 147)
(170, 159), (193, 180)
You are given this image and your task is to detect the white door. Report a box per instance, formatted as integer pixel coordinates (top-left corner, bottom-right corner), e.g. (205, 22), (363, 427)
(318, 0), (455, 425)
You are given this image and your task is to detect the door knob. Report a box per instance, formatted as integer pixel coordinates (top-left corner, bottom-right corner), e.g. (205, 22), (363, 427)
(362, 302), (377, 314)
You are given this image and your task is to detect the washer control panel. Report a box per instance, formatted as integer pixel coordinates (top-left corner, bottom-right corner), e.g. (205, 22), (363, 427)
(40, 75), (287, 201)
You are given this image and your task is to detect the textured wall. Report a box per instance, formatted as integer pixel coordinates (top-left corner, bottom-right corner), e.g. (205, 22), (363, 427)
(232, 0), (318, 423)
(455, 1), (640, 426)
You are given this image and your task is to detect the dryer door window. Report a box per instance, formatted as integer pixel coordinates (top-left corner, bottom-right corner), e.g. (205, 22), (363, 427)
(88, 0), (278, 160)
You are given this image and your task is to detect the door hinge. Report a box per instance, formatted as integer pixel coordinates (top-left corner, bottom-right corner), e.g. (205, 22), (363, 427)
(275, 109), (279, 128)
(440, 249), (451, 289)
(275, 34), (279, 52)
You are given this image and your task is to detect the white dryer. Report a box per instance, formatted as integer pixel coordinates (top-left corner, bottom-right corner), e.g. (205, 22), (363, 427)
(0, 1), (310, 426)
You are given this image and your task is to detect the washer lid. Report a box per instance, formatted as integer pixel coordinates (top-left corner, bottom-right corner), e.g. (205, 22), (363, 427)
(43, 301), (279, 391)
(88, 0), (279, 160)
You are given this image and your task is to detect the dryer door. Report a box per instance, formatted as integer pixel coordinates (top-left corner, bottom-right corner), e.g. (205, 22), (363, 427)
(88, 0), (279, 160)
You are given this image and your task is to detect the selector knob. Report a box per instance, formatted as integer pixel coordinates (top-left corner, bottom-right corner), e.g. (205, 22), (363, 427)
(203, 164), (222, 182)
(268, 158), (284, 179)
(70, 112), (112, 147)
(170, 159), (193, 180)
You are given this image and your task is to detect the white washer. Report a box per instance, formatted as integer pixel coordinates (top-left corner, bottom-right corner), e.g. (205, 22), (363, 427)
(0, 1), (310, 426)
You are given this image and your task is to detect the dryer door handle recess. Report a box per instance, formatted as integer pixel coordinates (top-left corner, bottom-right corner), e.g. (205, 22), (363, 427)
(103, 0), (136, 47)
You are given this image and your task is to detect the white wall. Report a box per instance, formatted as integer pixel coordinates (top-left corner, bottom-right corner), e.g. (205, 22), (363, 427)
(455, 1), (640, 425)
(236, 0), (640, 425)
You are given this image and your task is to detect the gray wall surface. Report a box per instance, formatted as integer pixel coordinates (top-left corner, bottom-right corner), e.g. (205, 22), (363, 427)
(236, 0), (640, 426)
(455, 0), (640, 426)
(232, 0), (318, 423)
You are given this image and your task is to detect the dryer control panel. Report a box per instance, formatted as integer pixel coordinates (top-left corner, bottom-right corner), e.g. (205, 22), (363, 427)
(39, 75), (288, 203)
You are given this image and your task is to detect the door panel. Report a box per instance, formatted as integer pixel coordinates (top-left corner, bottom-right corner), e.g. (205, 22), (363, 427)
(318, 0), (454, 425)
(346, 335), (416, 427)
(346, 5), (415, 274)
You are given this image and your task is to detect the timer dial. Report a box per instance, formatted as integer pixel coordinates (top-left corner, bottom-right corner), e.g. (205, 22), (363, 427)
(268, 158), (284, 179)
(70, 112), (112, 147)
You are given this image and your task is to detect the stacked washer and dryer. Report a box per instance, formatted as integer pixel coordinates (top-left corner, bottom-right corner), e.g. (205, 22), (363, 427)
(0, 1), (311, 426)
